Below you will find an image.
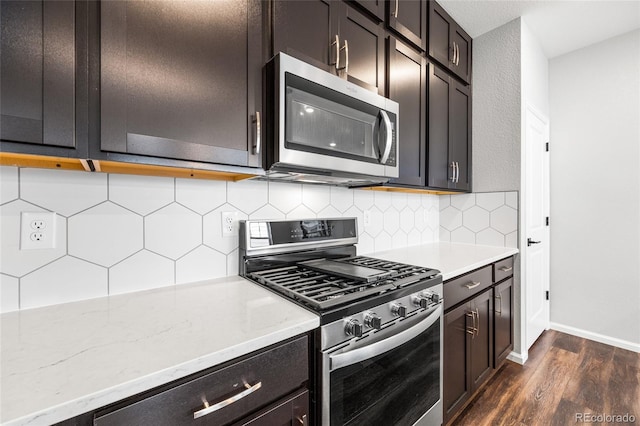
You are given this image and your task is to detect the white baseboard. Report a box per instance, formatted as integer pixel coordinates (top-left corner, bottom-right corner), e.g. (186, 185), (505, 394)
(507, 350), (528, 365)
(549, 322), (640, 353)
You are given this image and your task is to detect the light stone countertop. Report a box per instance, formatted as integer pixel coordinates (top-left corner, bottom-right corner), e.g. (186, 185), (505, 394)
(370, 242), (519, 281)
(0, 276), (319, 426)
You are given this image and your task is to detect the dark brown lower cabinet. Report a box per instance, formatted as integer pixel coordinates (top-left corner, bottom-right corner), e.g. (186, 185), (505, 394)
(233, 389), (308, 426)
(494, 278), (514, 367)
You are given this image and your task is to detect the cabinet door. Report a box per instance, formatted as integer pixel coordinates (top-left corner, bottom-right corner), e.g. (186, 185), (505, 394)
(452, 26), (472, 84)
(427, 63), (451, 189)
(100, 0), (262, 167)
(449, 79), (471, 191)
(272, 0), (336, 70)
(236, 390), (309, 426)
(427, 1), (452, 70)
(443, 302), (472, 423)
(494, 278), (514, 367)
(352, 0), (385, 21)
(387, 0), (427, 52)
(387, 38), (426, 187)
(338, 2), (386, 94)
(470, 288), (493, 391)
(1, 0), (77, 150)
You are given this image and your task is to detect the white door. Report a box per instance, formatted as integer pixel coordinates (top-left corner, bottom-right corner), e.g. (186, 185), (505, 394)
(524, 105), (550, 349)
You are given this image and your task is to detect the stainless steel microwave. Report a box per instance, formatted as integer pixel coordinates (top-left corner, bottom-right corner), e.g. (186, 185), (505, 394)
(262, 53), (399, 187)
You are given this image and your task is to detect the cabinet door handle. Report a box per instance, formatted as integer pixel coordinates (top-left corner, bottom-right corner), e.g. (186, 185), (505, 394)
(499, 266), (513, 272)
(394, 0), (399, 18)
(465, 281), (480, 290)
(331, 35), (340, 71)
(456, 43), (460, 66)
(297, 414), (308, 426)
(253, 111), (261, 155)
(450, 162), (456, 182)
(466, 311), (477, 337)
(495, 294), (502, 316)
(337, 39), (349, 74)
(452, 42), (457, 65)
(475, 308), (480, 336)
(193, 381), (262, 419)
(455, 161), (460, 183)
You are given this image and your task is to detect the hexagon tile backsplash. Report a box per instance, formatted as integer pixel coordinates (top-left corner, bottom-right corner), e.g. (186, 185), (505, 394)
(0, 166), (518, 312)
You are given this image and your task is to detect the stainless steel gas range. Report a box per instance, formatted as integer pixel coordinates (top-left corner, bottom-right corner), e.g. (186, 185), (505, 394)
(239, 218), (443, 426)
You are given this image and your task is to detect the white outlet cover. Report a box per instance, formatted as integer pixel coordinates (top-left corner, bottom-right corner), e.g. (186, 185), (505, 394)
(21, 211), (57, 250)
(221, 211), (239, 237)
(363, 210), (371, 227)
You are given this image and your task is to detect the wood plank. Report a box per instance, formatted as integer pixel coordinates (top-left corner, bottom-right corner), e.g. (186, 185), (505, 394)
(552, 332), (584, 354)
(605, 348), (640, 417)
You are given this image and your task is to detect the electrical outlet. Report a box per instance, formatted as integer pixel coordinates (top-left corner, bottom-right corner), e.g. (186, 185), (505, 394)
(221, 211), (239, 237)
(21, 211), (57, 250)
(363, 210), (371, 227)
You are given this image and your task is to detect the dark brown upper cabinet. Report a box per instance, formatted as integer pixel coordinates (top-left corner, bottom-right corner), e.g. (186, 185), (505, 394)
(386, 0), (427, 52)
(387, 38), (426, 187)
(428, 63), (471, 192)
(98, 0), (263, 168)
(428, 1), (471, 84)
(0, 0), (87, 157)
(272, 0), (385, 95)
(351, 0), (385, 21)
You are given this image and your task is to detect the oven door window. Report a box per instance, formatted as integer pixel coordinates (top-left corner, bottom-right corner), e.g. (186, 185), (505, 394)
(285, 73), (382, 163)
(330, 319), (440, 426)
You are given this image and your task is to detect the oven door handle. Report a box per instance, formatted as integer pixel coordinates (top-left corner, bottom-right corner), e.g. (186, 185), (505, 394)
(330, 305), (442, 371)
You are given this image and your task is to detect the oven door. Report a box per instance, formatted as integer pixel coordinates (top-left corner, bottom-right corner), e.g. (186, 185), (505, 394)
(320, 305), (443, 426)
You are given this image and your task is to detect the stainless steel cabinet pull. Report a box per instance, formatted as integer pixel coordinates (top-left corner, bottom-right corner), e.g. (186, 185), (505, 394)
(193, 381), (262, 419)
(475, 308), (480, 336)
(499, 266), (513, 272)
(456, 43), (460, 66)
(465, 311), (476, 337)
(465, 281), (480, 290)
(452, 42), (457, 65)
(394, 0), (399, 18)
(297, 414), (308, 426)
(450, 162), (456, 182)
(331, 35), (340, 71)
(253, 111), (261, 155)
(455, 161), (460, 183)
(495, 294), (502, 316)
(337, 39), (349, 73)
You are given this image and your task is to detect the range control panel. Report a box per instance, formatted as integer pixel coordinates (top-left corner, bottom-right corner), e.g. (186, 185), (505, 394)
(241, 218), (357, 250)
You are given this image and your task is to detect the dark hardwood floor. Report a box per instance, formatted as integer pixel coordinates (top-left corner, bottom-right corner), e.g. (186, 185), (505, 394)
(451, 330), (640, 426)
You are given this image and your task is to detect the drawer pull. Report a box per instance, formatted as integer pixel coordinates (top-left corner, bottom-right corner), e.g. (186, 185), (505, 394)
(465, 281), (481, 290)
(499, 266), (513, 272)
(193, 381), (262, 419)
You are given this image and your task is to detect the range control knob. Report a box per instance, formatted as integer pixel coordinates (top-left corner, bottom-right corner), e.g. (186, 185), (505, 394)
(391, 303), (407, 318)
(413, 294), (429, 309)
(364, 312), (382, 330)
(344, 319), (364, 338)
(428, 292), (441, 304)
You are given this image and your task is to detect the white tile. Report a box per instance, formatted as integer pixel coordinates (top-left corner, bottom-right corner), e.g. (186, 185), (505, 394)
(391, 230), (407, 249)
(374, 232), (392, 252)
(450, 193), (476, 211)
(203, 204), (248, 255)
(302, 184), (330, 213)
(145, 203), (202, 260)
(506, 191), (519, 209)
(0, 166), (19, 204)
(227, 179), (268, 214)
(353, 189), (375, 210)
(476, 192), (505, 211)
(439, 227), (451, 242)
(21, 168), (107, 217)
(427, 209), (440, 231)
(414, 209), (426, 231)
(176, 178), (226, 215)
(451, 227), (476, 244)
(505, 231), (519, 248)
(109, 174), (174, 216)
(422, 228), (437, 244)
(356, 233), (374, 255)
(343, 206), (364, 235)
(227, 249), (239, 277)
(373, 191), (392, 211)
(176, 246), (226, 284)
(0, 200), (67, 277)
(286, 205), (317, 220)
(440, 206), (462, 231)
(68, 202), (143, 267)
(439, 195), (450, 211)
(407, 193), (422, 211)
(317, 205), (341, 219)
(268, 182), (302, 214)
(400, 207), (415, 233)
(21, 257), (108, 309)
(365, 206), (384, 237)
(476, 228), (505, 247)
(383, 208), (400, 234)
(390, 192), (407, 210)
(0, 274), (19, 313)
(491, 206), (518, 234)
(463, 206), (490, 232)
(109, 250), (174, 295)
(330, 187), (354, 213)
(250, 205), (286, 220)
(408, 230), (421, 247)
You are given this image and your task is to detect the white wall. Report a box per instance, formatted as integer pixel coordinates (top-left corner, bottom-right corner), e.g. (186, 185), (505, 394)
(549, 29), (640, 348)
(521, 20), (549, 118)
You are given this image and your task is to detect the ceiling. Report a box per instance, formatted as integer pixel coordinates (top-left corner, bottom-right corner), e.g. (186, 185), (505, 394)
(438, 0), (640, 58)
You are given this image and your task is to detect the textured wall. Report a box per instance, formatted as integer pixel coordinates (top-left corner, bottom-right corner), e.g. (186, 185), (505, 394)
(0, 166), (440, 312)
(472, 18), (522, 193)
(550, 29), (640, 347)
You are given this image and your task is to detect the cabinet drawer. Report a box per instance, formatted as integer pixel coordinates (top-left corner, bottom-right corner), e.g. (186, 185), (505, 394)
(494, 257), (514, 283)
(95, 336), (308, 426)
(444, 266), (492, 310)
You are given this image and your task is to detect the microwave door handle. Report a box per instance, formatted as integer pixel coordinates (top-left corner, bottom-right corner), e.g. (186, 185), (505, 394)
(330, 305), (442, 371)
(379, 110), (393, 164)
